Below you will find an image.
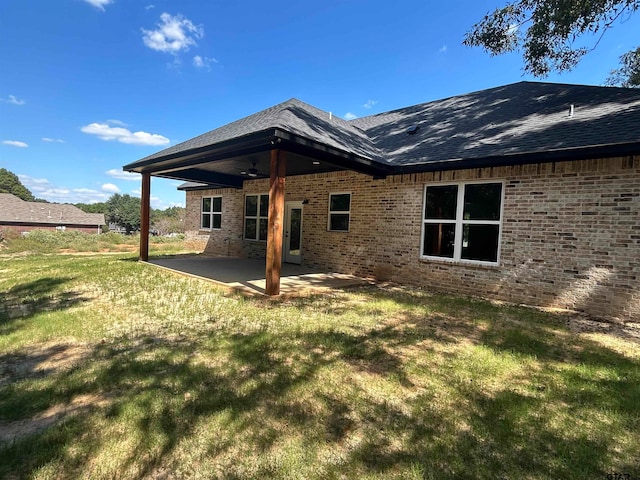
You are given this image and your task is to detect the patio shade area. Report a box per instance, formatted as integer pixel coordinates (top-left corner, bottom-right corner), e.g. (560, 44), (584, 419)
(148, 255), (369, 295)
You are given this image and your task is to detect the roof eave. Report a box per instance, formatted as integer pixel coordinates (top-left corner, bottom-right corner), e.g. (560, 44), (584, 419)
(123, 130), (278, 174)
(395, 142), (640, 174)
(123, 127), (391, 180)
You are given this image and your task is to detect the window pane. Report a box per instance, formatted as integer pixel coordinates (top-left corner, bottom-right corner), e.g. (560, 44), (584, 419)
(425, 185), (458, 220)
(423, 223), (455, 258)
(212, 197), (222, 213)
(244, 218), (257, 239)
(245, 196), (257, 217)
(461, 224), (499, 262)
(201, 214), (211, 229)
(289, 208), (301, 251)
(202, 197), (211, 213)
(259, 219), (268, 241)
(463, 183), (502, 220)
(329, 213), (349, 231)
(259, 194), (269, 217)
(212, 213), (221, 229)
(330, 194), (350, 212)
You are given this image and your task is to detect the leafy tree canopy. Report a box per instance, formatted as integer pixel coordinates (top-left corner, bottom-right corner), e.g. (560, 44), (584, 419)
(464, 0), (640, 85)
(75, 202), (108, 214)
(0, 167), (36, 201)
(606, 45), (640, 86)
(105, 194), (141, 234)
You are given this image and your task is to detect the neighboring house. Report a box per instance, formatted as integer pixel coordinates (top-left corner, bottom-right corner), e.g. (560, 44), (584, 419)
(0, 193), (105, 234)
(124, 81), (640, 321)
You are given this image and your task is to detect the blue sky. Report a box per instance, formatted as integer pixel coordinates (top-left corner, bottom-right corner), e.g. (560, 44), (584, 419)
(1, 0), (638, 208)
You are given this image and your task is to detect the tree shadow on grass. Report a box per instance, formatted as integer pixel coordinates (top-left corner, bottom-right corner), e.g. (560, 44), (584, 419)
(0, 277), (88, 335)
(0, 287), (638, 478)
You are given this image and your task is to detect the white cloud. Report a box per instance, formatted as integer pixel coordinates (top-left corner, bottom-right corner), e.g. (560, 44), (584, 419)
(3, 140), (28, 148)
(18, 175), (111, 204)
(344, 112), (357, 120)
(142, 13), (203, 54)
(81, 122), (170, 146)
(439, 45), (448, 54)
(193, 55), (217, 70)
(106, 169), (141, 181)
(101, 183), (120, 193)
(42, 137), (65, 143)
(363, 100), (378, 109)
(145, 4), (155, 10)
(131, 188), (142, 196)
(83, 0), (113, 12)
(1, 94), (25, 105)
(106, 119), (128, 127)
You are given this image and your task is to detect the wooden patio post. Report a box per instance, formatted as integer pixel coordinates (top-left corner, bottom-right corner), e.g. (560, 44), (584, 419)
(139, 172), (151, 262)
(266, 149), (286, 295)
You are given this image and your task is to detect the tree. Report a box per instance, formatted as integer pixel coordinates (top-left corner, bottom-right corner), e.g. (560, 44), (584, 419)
(606, 45), (640, 86)
(0, 168), (36, 201)
(105, 194), (141, 233)
(151, 206), (186, 235)
(75, 202), (108, 214)
(464, 0), (640, 83)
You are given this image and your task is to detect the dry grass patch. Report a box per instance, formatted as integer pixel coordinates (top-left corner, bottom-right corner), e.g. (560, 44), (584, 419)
(0, 253), (639, 479)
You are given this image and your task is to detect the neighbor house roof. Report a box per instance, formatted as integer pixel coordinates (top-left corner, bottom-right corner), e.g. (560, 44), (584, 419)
(0, 193), (105, 226)
(124, 81), (640, 184)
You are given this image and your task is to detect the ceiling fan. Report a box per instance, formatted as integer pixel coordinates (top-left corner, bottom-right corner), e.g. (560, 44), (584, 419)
(240, 160), (259, 177)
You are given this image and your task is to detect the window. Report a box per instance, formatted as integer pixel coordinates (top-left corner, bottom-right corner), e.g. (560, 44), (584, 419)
(244, 193), (269, 241)
(201, 196), (222, 230)
(422, 182), (503, 264)
(328, 193), (351, 231)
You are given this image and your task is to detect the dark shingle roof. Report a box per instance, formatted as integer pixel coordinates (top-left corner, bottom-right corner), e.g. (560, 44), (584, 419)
(125, 81), (640, 175)
(350, 81), (640, 166)
(136, 98), (383, 165)
(0, 194), (105, 226)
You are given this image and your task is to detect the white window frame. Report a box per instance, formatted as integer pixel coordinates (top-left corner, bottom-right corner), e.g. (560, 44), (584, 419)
(327, 192), (351, 232)
(244, 193), (269, 241)
(201, 196), (222, 230)
(420, 180), (504, 266)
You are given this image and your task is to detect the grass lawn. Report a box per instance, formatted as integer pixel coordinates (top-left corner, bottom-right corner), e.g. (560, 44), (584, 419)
(1, 234), (639, 479)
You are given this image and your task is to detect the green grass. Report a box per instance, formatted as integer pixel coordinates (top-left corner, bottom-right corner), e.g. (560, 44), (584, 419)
(0, 229), (195, 255)
(0, 247), (639, 479)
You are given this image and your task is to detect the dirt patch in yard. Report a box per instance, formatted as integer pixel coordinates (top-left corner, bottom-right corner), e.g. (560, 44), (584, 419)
(0, 342), (110, 443)
(0, 342), (91, 387)
(0, 394), (110, 444)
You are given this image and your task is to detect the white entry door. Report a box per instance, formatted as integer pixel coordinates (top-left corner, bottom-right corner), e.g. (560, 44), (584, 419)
(283, 201), (303, 264)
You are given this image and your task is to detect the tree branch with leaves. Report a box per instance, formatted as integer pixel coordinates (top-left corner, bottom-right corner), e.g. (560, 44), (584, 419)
(464, 0), (640, 85)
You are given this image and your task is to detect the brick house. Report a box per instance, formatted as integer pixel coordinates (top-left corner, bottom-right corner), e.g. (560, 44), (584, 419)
(124, 82), (640, 321)
(0, 193), (105, 234)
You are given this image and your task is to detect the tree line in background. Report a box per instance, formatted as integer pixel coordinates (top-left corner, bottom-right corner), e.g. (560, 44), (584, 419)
(76, 195), (186, 235)
(1, 168), (185, 235)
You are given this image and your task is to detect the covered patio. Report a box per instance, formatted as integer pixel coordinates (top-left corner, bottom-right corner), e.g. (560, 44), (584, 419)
(124, 99), (388, 296)
(148, 255), (370, 296)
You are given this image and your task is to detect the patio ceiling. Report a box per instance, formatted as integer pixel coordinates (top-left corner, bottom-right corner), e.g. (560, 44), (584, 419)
(124, 128), (391, 189)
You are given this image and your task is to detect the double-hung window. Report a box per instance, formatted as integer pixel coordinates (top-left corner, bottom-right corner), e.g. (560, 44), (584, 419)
(244, 193), (269, 241)
(328, 192), (351, 232)
(201, 196), (222, 230)
(422, 181), (503, 264)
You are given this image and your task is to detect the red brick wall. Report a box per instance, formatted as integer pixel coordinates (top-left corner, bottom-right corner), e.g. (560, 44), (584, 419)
(185, 156), (640, 321)
(0, 224), (102, 234)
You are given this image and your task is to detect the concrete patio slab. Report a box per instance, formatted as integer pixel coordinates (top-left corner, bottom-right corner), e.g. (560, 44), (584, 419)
(147, 255), (370, 295)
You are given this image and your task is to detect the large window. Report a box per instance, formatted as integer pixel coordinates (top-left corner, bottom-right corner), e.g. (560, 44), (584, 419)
(328, 192), (351, 232)
(244, 193), (269, 241)
(422, 182), (503, 264)
(201, 196), (222, 230)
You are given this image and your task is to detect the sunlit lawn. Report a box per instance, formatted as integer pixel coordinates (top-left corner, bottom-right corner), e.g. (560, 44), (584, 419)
(0, 243), (639, 479)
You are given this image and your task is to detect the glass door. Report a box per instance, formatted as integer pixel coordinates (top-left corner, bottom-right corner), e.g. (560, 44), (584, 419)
(284, 202), (303, 264)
